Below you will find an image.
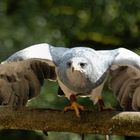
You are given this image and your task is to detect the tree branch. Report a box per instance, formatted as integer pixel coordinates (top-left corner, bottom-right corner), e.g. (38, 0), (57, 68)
(0, 107), (140, 136)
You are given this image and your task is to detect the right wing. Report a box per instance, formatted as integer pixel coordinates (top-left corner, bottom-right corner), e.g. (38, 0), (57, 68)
(0, 59), (56, 106)
(2, 43), (69, 66)
(1, 43), (69, 97)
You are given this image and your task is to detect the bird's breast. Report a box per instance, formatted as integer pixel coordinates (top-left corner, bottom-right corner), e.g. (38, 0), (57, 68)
(57, 66), (107, 94)
(60, 70), (93, 93)
(67, 71), (87, 87)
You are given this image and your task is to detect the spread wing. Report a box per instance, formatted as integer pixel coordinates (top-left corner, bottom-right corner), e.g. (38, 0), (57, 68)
(0, 59), (55, 106)
(2, 43), (68, 98)
(2, 43), (68, 66)
(108, 48), (140, 111)
(111, 48), (140, 68)
(2, 43), (69, 80)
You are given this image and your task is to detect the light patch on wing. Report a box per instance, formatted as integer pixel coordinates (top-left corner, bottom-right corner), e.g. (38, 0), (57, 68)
(113, 48), (140, 68)
(2, 43), (54, 65)
(19, 43), (53, 60)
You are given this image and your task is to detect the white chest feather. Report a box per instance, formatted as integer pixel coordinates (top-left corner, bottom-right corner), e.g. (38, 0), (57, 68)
(57, 77), (76, 99)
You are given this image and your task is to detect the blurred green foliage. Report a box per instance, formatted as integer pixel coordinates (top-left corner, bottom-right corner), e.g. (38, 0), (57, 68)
(0, 0), (140, 140)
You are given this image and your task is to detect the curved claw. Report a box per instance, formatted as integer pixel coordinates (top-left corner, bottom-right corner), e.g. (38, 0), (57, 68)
(64, 101), (84, 117)
(98, 99), (114, 112)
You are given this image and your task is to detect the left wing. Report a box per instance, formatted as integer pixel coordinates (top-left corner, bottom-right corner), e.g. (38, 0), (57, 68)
(108, 48), (140, 111)
(110, 66), (140, 111)
(111, 48), (140, 68)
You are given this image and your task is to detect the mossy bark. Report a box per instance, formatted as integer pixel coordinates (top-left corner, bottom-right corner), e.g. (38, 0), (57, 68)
(0, 107), (140, 136)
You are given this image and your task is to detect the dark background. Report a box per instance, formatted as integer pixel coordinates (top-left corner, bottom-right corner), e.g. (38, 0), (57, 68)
(0, 0), (140, 140)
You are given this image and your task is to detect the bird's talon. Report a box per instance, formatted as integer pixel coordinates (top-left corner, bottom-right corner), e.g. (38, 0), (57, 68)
(43, 126), (49, 136)
(64, 105), (72, 112)
(64, 101), (84, 117)
(98, 98), (114, 112)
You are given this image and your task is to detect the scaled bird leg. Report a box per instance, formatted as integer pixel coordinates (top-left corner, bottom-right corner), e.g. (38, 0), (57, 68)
(98, 98), (113, 111)
(64, 94), (84, 117)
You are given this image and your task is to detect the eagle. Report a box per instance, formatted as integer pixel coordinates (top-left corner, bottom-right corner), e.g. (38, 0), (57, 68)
(2, 43), (140, 116)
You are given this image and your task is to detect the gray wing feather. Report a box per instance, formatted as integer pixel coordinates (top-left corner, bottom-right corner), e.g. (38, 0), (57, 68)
(3, 43), (53, 62)
(112, 48), (140, 68)
(0, 59), (57, 106)
(109, 48), (140, 111)
(2, 43), (68, 66)
(110, 65), (140, 111)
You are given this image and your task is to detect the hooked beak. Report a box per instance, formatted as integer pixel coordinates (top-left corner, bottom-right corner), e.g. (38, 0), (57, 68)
(71, 66), (80, 72)
(71, 66), (83, 73)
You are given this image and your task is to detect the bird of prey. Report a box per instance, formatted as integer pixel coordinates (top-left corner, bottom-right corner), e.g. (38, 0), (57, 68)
(3, 43), (140, 116)
(0, 59), (55, 107)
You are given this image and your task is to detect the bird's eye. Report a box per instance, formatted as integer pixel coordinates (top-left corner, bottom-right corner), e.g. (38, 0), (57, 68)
(80, 63), (86, 68)
(67, 62), (72, 67)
